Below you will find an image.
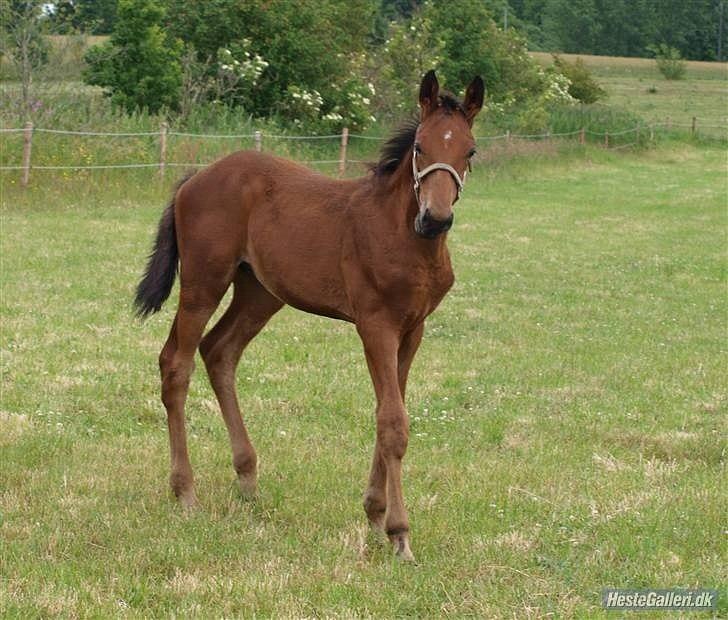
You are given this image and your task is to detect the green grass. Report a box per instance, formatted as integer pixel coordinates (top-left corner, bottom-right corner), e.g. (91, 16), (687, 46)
(531, 51), (728, 136)
(1, 143), (726, 617)
(599, 77), (727, 126)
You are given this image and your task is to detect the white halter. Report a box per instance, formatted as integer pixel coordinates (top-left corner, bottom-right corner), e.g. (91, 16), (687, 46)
(411, 148), (466, 207)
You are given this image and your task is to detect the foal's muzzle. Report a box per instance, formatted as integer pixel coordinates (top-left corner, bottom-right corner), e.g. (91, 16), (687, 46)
(414, 208), (454, 239)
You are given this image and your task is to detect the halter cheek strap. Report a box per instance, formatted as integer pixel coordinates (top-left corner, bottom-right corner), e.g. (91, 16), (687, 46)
(412, 148), (466, 207)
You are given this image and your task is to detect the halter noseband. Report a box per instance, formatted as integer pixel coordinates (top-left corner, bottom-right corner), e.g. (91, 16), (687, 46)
(411, 147), (466, 207)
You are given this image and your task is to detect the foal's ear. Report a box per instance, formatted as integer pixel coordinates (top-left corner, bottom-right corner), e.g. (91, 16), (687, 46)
(463, 76), (485, 125)
(419, 70), (440, 119)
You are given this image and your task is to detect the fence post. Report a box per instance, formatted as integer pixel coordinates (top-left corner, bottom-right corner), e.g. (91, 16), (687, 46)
(667, 116), (672, 130)
(338, 127), (349, 177)
(579, 127), (585, 145)
(691, 116), (697, 136)
(649, 124), (654, 142)
(159, 122), (168, 178)
(546, 129), (551, 141)
(21, 121), (33, 187)
(254, 130), (262, 152)
(604, 131), (609, 148)
(506, 129), (511, 144)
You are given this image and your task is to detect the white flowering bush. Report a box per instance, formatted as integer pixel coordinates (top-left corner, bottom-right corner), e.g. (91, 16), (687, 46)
(541, 68), (576, 105)
(321, 63), (377, 131)
(214, 40), (268, 103)
(285, 85), (323, 126)
(281, 53), (378, 132)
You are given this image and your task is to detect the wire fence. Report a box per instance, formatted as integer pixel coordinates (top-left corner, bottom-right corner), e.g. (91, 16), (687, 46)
(2, 116), (725, 187)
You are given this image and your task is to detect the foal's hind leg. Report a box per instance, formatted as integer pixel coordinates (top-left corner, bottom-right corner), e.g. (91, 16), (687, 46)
(160, 282), (229, 507)
(199, 268), (283, 497)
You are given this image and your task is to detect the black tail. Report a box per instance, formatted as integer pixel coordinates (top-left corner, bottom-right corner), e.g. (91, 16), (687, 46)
(134, 173), (193, 318)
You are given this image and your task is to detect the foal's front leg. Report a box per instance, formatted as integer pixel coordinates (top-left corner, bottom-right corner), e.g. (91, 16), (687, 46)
(358, 323), (415, 561)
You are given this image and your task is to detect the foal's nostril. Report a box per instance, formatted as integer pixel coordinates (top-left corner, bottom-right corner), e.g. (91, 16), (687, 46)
(416, 209), (454, 238)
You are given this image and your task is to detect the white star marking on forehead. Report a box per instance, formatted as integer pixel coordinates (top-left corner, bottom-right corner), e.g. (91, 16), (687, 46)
(444, 130), (452, 141)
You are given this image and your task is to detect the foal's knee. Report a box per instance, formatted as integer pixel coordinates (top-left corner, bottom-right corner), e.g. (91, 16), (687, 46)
(377, 406), (409, 460)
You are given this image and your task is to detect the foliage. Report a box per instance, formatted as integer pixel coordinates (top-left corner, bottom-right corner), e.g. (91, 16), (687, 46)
(510, 0), (727, 62)
(0, 0), (50, 117)
(163, 0), (377, 129)
(176, 43), (268, 121)
(83, 0), (182, 114)
(427, 0), (544, 105)
(648, 43), (687, 80)
(552, 54), (606, 103)
(377, 3), (444, 116)
(47, 0), (118, 34)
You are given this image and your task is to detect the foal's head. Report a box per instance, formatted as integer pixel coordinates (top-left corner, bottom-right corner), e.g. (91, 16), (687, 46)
(412, 70), (484, 238)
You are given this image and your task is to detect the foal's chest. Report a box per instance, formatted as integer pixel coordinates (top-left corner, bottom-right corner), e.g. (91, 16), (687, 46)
(380, 257), (455, 325)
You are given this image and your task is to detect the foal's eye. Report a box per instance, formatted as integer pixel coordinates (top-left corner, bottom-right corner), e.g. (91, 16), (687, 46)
(467, 148), (477, 159)
(414, 143), (422, 155)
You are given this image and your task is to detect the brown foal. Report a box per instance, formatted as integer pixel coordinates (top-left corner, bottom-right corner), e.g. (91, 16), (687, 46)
(135, 71), (484, 561)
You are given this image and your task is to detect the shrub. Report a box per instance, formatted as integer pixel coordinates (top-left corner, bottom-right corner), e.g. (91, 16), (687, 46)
(83, 0), (182, 114)
(648, 44), (686, 80)
(552, 55), (606, 104)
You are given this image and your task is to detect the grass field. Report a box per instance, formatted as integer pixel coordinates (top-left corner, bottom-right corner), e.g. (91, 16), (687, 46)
(1, 141), (725, 617)
(531, 52), (728, 130)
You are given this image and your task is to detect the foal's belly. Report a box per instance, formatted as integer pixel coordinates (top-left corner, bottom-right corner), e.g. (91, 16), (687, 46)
(244, 202), (354, 322)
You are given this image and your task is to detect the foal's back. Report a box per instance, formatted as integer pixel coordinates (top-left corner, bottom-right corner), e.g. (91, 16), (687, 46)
(174, 150), (366, 320)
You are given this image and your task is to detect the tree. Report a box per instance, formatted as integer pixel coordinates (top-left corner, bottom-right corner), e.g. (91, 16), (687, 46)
(164, 0), (376, 121)
(0, 0), (49, 118)
(83, 0), (182, 114)
(510, 0), (728, 61)
(47, 0), (117, 34)
(426, 0), (543, 104)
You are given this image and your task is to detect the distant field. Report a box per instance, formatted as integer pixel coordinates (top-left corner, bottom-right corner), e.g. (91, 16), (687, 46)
(530, 51), (728, 80)
(1, 143), (725, 617)
(531, 51), (728, 127)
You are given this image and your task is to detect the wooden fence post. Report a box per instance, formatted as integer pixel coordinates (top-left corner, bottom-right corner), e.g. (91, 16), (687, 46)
(649, 124), (654, 142)
(506, 129), (511, 144)
(254, 130), (262, 152)
(21, 121), (33, 187)
(691, 116), (697, 135)
(338, 127), (349, 177)
(159, 122), (168, 178)
(579, 127), (585, 145)
(604, 131), (609, 148)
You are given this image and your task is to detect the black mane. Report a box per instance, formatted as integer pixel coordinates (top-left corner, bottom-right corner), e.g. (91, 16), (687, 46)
(372, 92), (465, 177)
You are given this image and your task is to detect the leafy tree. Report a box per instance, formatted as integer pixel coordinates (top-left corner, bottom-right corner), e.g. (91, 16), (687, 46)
(648, 43), (687, 80)
(83, 0), (182, 113)
(378, 4), (444, 115)
(164, 0), (376, 123)
(511, 0), (727, 61)
(47, 0), (118, 34)
(426, 0), (543, 105)
(0, 0), (49, 117)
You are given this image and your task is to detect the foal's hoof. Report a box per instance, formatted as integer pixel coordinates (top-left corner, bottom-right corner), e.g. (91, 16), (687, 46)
(389, 531), (416, 562)
(176, 489), (199, 511)
(238, 474), (258, 500)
